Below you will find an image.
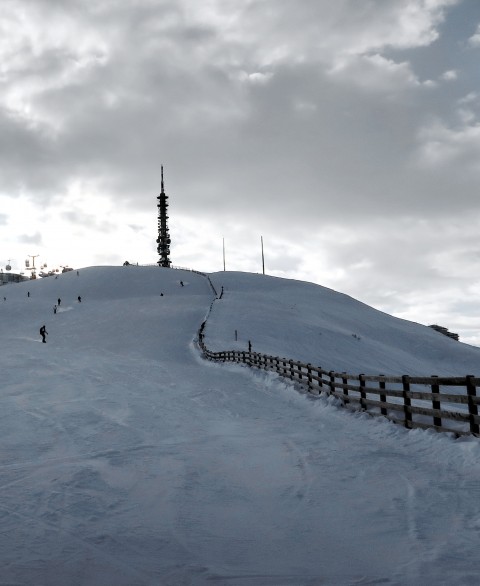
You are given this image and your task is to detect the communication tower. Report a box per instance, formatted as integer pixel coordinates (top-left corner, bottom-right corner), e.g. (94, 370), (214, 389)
(156, 166), (171, 267)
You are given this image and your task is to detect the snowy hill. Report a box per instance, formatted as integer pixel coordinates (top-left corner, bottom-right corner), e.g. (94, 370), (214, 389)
(207, 271), (480, 376)
(4, 266), (479, 375)
(1, 266), (480, 585)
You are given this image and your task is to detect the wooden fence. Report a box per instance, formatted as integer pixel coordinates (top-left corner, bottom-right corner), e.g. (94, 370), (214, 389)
(198, 338), (480, 437)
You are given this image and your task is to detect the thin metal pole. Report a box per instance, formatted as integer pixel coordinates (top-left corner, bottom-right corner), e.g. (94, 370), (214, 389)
(261, 235), (265, 275)
(27, 254), (39, 278)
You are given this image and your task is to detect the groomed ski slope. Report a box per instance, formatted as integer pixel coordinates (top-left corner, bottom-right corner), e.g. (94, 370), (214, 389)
(1, 266), (480, 585)
(207, 271), (480, 376)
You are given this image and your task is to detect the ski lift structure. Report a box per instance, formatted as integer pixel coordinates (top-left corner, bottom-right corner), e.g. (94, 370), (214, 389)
(0, 260), (28, 284)
(25, 254), (40, 279)
(1, 256), (71, 281)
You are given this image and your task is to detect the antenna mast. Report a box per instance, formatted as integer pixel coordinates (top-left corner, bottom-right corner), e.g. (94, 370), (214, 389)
(156, 165), (171, 267)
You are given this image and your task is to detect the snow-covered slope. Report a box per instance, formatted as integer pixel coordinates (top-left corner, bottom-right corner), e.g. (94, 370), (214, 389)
(207, 271), (480, 375)
(4, 266), (479, 375)
(1, 266), (480, 585)
(4, 266), (212, 360)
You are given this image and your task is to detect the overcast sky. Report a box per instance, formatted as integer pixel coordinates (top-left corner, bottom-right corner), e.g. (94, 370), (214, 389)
(2, 0), (480, 346)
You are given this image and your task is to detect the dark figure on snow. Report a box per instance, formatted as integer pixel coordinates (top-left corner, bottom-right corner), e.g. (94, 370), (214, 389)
(27, 291), (30, 298)
(199, 321), (206, 344)
(180, 281), (184, 287)
(248, 340), (252, 352)
(57, 298), (61, 306)
(77, 296), (82, 302)
(53, 305), (57, 314)
(40, 325), (48, 343)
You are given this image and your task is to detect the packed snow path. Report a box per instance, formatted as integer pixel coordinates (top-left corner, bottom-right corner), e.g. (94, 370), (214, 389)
(1, 267), (480, 585)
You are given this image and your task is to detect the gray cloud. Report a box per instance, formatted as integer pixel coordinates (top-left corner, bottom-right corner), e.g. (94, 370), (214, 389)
(2, 0), (480, 345)
(19, 232), (43, 245)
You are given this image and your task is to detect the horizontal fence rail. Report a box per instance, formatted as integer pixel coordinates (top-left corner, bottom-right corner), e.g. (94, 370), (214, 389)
(198, 337), (480, 437)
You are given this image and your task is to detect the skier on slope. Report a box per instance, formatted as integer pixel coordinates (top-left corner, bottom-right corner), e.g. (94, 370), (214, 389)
(39, 325), (48, 343)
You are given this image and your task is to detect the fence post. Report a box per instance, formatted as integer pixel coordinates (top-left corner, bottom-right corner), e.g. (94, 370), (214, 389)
(379, 375), (387, 417)
(317, 367), (323, 393)
(402, 375), (412, 429)
(342, 372), (348, 401)
(298, 362), (303, 381)
(289, 360), (295, 380)
(306, 364), (313, 393)
(466, 375), (479, 435)
(359, 374), (366, 410)
(431, 375), (441, 428)
(329, 371), (335, 396)
(282, 359), (287, 377)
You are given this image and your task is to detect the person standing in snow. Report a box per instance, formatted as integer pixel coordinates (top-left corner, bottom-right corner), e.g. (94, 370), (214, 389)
(77, 296), (82, 302)
(40, 325), (48, 343)
(53, 305), (57, 314)
(57, 298), (61, 306)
